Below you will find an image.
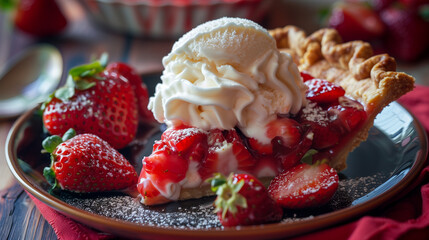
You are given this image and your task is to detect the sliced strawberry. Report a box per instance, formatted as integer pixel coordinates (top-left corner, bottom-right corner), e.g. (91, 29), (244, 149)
(266, 118), (302, 148)
(309, 121), (340, 150)
(250, 118), (302, 155)
(136, 170), (170, 205)
(268, 162), (339, 209)
(225, 130), (256, 171)
(143, 141), (188, 185)
(207, 129), (226, 146)
(328, 1), (386, 42)
(274, 129), (313, 170)
(198, 129), (226, 179)
(305, 79), (345, 104)
(162, 126), (207, 153)
(198, 150), (218, 180)
(209, 173), (283, 227)
(328, 97), (367, 133)
(252, 156), (282, 177)
(298, 100), (346, 150)
(248, 137), (273, 155)
(300, 71), (315, 82)
(186, 141), (208, 163)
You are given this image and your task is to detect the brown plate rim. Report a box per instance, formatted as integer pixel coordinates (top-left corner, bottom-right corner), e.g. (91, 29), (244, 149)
(5, 103), (428, 240)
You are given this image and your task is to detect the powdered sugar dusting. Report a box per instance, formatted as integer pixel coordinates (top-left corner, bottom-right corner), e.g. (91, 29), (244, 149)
(59, 172), (390, 229)
(62, 194), (220, 229)
(301, 102), (329, 125)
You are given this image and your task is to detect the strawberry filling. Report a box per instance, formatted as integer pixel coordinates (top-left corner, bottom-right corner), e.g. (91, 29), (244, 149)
(137, 74), (367, 205)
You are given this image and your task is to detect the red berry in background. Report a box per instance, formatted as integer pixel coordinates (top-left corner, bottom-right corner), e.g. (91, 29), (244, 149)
(380, 5), (429, 61)
(399, 0), (429, 9)
(328, 1), (386, 42)
(14, 0), (67, 37)
(372, 0), (396, 12)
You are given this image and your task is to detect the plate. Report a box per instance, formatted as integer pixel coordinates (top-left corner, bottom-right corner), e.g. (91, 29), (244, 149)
(6, 73), (428, 240)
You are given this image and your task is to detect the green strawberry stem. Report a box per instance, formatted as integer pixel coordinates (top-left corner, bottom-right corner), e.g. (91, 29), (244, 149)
(420, 5), (429, 21)
(207, 173), (247, 219)
(0, 0), (16, 10)
(41, 53), (109, 109)
(61, 128), (76, 142)
(301, 149), (318, 165)
(42, 135), (62, 154)
(42, 128), (76, 191)
(43, 166), (57, 189)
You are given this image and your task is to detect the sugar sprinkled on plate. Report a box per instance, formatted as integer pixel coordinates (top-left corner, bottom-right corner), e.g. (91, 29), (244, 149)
(59, 171), (389, 229)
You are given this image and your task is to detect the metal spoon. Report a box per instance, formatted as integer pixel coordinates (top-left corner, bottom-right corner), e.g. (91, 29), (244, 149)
(0, 45), (63, 119)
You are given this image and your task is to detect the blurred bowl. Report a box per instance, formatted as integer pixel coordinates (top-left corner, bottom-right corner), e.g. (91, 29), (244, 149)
(77, 0), (272, 38)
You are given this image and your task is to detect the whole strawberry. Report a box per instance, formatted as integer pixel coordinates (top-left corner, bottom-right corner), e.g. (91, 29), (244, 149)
(42, 55), (138, 149)
(380, 5), (429, 61)
(43, 128), (138, 193)
(208, 173), (283, 227)
(328, 1), (386, 42)
(14, 0), (67, 37)
(268, 161), (339, 209)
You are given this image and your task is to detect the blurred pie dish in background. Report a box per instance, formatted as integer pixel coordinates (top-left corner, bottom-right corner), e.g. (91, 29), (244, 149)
(77, 0), (272, 38)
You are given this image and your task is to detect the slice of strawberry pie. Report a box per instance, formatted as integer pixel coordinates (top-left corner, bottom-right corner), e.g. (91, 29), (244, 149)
(137, 18), (415, 205)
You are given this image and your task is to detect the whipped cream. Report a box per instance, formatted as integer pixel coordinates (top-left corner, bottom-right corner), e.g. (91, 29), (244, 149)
(149, 17), (307, 143)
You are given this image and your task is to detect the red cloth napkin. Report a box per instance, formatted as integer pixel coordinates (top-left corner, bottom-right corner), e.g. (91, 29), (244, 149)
(28, 85), (429, 240)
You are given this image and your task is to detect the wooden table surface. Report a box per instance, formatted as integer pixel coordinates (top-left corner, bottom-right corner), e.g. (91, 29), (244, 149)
(1, 1), (428, 239)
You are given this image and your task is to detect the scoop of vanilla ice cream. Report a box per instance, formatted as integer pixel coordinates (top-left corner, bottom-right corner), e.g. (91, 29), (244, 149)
(149, 17), (307, 143)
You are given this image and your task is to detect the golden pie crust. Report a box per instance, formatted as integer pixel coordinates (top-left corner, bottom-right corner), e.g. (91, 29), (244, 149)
(150, 26), (415, 204)
(269, 26), (415, 171)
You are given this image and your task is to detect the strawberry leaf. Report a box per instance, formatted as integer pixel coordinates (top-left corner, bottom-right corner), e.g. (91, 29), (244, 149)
(42, 135), (63, 154)
(210, 173), (248, 218)
(69, 61), (104, 79)
(69, 53), (109, 80)
(420, 5), (429, 22)
(62, 128), (76, 142)
(43, 166), (57, 189)
(99, 52), (108, 68)
(74, 78), (96, 91)
(54, 85), (75, 102)
(301, 149), (318, 165)
(40, 93), (54, 111)
(208, 173), (227, 192)
(42, 53), (108, 107)
(0, 0), (16, 10)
